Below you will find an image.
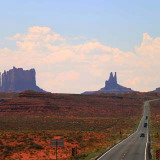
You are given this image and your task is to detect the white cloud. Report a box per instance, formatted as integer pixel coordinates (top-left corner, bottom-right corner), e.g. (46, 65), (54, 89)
(37, 71), (80, 93)
(7, 33), (22, 40)
(8, 26), (65, 43)
(1, 26), (160, 93)
(55, 71), (80, 82)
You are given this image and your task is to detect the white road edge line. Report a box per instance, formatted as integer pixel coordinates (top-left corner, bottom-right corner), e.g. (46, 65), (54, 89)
(144, 102), (150, 160)
(97, 102), (146, 160)
(144, 128), (148, 160)
(96, 131), (137, 160)
(144, 99), (160, 160)
(97, 113), (143, 160)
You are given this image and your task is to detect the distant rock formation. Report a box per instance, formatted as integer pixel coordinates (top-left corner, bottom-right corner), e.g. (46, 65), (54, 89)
(151, 87), (160, 92)
(83, 72), (136, 94)
(105, 72), (117, 90)
(0, 67), (45, 92)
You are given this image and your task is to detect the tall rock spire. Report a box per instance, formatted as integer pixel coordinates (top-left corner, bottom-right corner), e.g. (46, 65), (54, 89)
(105, 72), (118, 89)
(114, 72), (117, 84)
(83, 71), (135, 94)
(2, 71), (7, 90)
(108, 72), (114, 82)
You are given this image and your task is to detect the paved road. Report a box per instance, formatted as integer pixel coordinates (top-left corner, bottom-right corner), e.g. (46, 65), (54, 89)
(96, 100), (151, 160)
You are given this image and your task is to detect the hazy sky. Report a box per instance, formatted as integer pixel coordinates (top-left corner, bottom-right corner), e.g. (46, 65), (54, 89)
(1, 0), (160, 93)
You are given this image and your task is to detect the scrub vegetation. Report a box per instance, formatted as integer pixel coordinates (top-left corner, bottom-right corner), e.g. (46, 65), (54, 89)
(150, 100), (160, 160)
(0, 91), (158, 160)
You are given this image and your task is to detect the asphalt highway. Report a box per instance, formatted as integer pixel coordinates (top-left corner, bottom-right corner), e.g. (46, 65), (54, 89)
(96, 101), (150, 160)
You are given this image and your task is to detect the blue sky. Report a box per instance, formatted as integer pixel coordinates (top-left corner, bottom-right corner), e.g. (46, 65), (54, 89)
(1, 0), (160, 51)
(1, 0), (160, 93)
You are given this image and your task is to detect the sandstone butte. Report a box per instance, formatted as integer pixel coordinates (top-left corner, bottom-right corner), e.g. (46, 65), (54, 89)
(0, 67), (160, 94)
(83, 72), (136, 94)
(0, 67), (45, 92)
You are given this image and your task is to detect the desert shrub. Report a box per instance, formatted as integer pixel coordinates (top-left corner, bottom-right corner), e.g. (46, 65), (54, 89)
(0, 140), (3, 145)
(66, 138), (74, 143)
(0, 145), (5, 149)
(88, 137), (98, 143)
(77, 153), (88, 159)
(29, 142), (44, 150)
(5, 145), (14, 152)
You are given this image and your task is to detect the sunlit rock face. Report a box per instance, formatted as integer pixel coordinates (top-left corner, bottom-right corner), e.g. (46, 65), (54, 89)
(83, 72), (136, 94)
(0, 67), (45, 92)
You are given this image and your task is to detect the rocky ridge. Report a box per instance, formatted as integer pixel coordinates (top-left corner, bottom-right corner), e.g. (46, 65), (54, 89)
(151, 87), (160, 92)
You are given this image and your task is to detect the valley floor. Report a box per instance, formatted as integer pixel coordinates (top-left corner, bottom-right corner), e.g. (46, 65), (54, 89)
(0, 91), (159, 160)
(0, 116), (140, 160)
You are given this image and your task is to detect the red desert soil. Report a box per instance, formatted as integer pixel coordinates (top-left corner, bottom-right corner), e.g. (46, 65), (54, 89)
(0, 91), (159, 117)
(0, 91), (159, 160)
(149, 100), (160, 159)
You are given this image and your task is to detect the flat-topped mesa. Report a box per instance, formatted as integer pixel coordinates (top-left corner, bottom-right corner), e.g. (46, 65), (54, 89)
(0, 67), (45, 92)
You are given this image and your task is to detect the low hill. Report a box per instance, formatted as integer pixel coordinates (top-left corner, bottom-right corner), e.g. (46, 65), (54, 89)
(0, 90), (159, 117)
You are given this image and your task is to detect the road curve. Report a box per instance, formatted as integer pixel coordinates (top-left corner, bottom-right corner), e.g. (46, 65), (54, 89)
(96, 100), (152, 160)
